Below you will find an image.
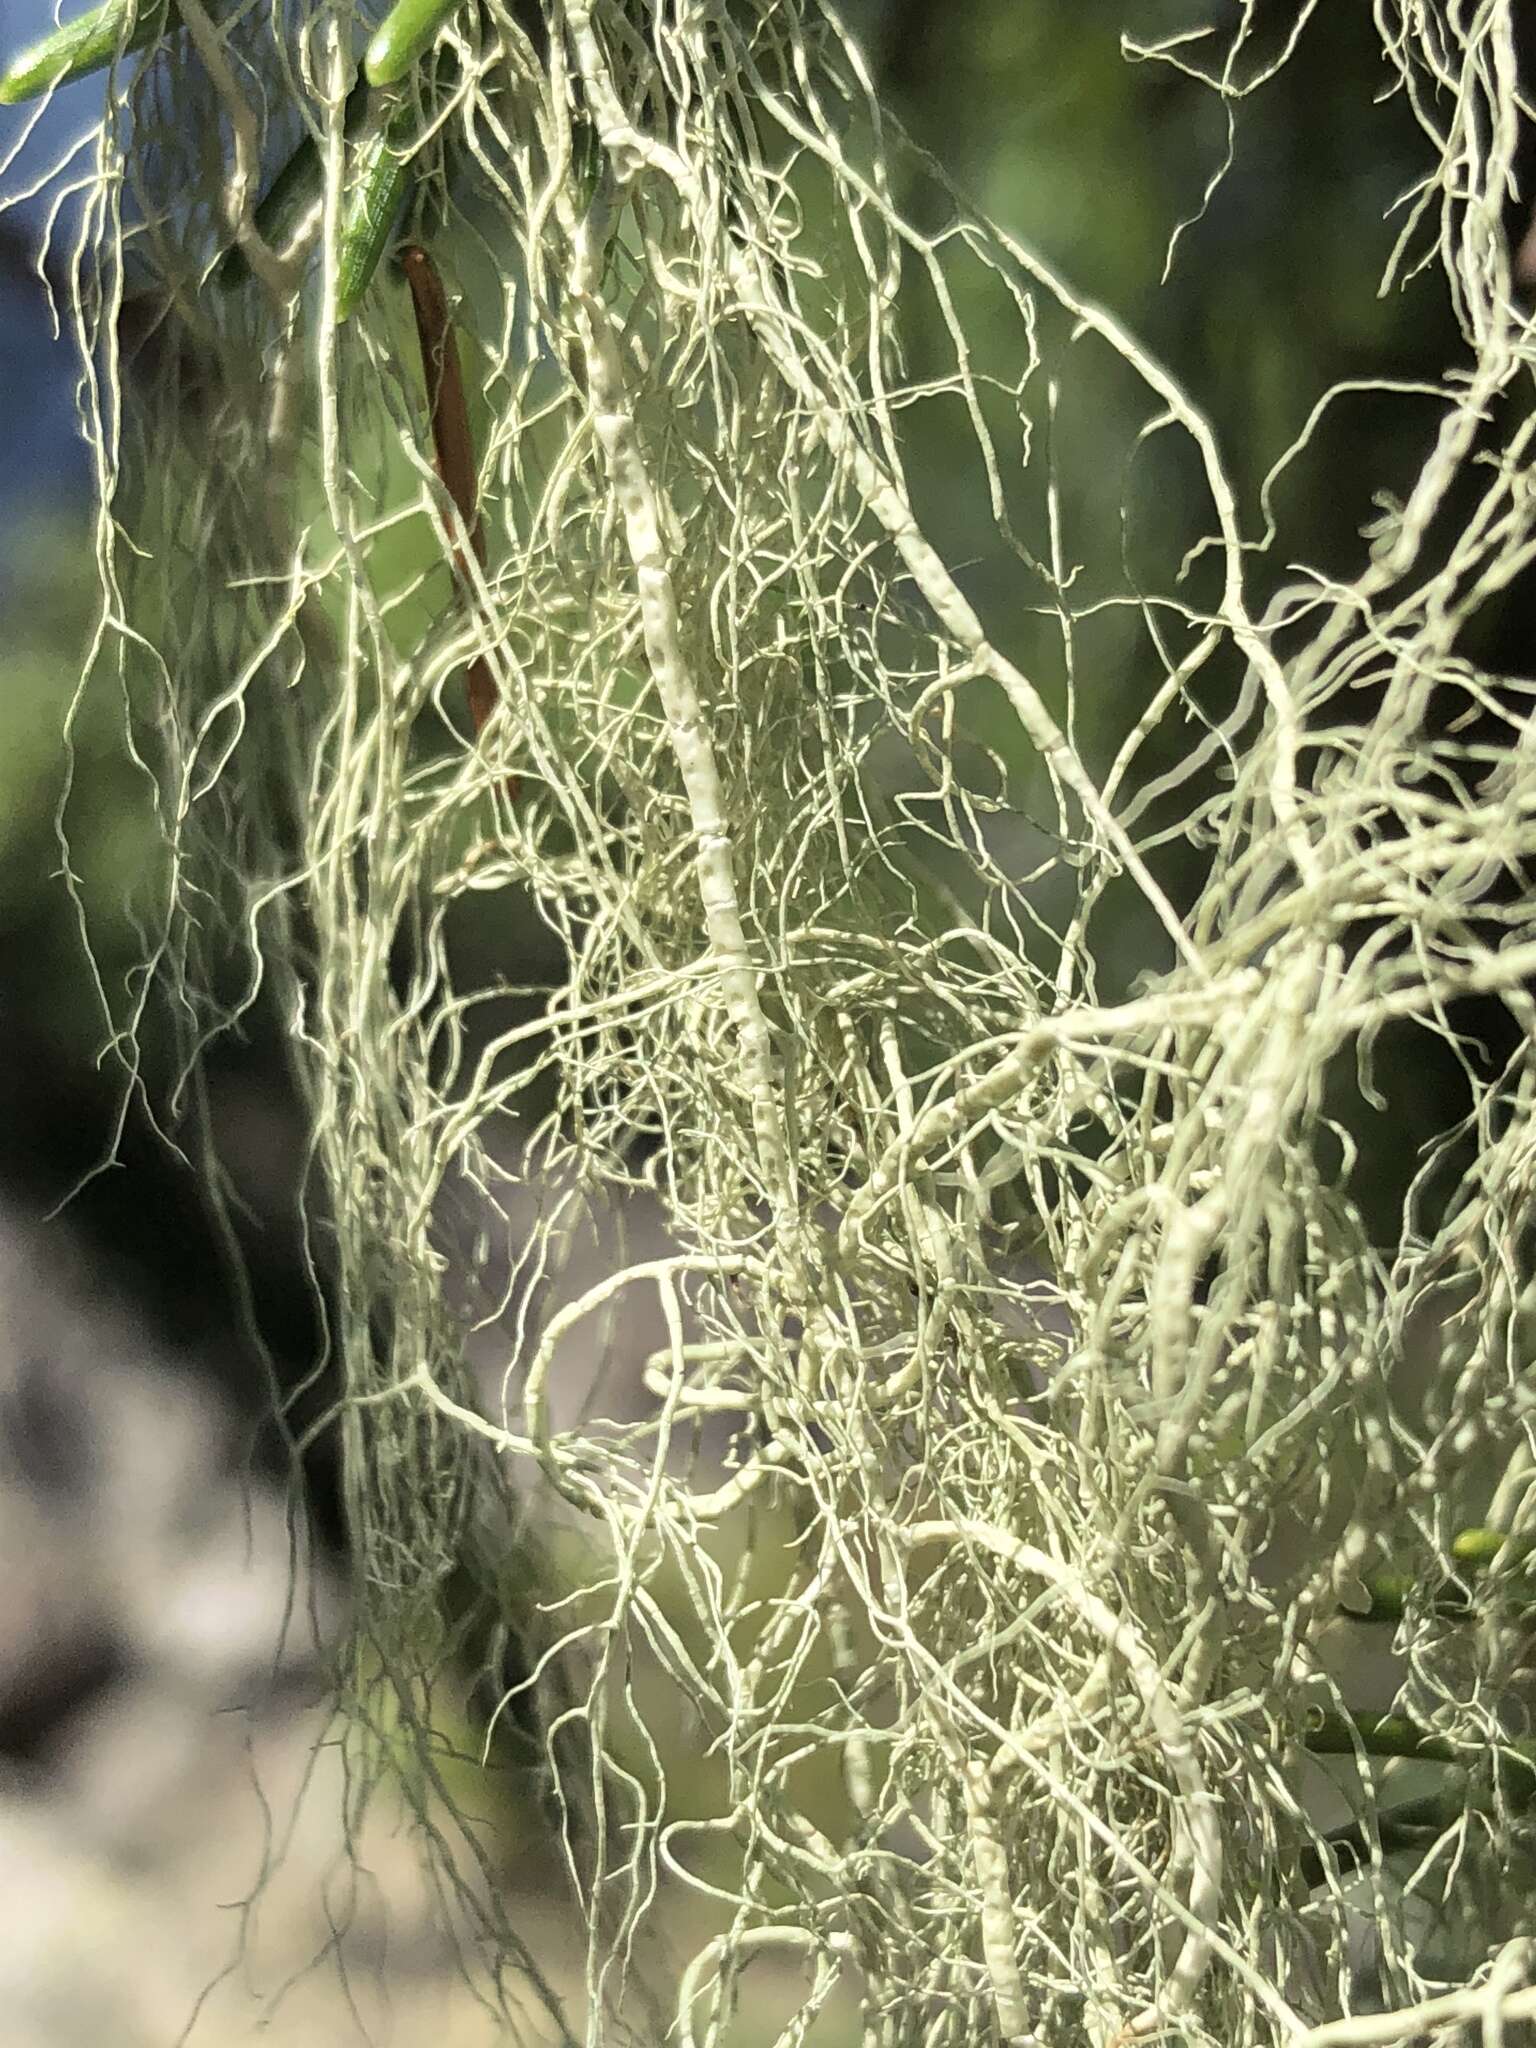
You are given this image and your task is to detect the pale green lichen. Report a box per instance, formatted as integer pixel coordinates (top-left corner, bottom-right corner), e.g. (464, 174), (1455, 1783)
(13, 0), (1536, 2041)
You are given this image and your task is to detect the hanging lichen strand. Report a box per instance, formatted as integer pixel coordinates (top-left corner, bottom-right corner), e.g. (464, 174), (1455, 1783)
(19, 0), (1536, 2038)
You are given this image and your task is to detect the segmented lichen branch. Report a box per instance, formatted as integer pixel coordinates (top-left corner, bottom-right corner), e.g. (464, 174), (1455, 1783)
(558, 144), (798, 1245)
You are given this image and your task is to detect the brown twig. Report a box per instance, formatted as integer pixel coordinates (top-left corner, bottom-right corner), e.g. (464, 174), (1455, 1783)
(400, 242), (499, 742)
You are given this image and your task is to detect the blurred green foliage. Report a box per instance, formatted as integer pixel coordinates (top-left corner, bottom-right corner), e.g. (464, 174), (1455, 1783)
(0, 517), (168, 1067)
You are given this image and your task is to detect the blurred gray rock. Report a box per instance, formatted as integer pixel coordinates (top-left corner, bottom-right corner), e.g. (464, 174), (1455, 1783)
(0, 1208), (571, 2046)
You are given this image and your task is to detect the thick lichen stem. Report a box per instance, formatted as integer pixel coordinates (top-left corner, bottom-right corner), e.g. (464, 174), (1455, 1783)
(559, 181), (796, 1241)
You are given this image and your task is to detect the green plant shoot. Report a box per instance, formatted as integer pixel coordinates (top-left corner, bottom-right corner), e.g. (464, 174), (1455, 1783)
(364, 0), (464, 90)
(335, 106), (418, 321)
(0, 0), (171, 103)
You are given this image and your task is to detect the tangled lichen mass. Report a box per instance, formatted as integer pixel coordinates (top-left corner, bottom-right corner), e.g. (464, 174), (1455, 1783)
(9, 1), (1536, 2042)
